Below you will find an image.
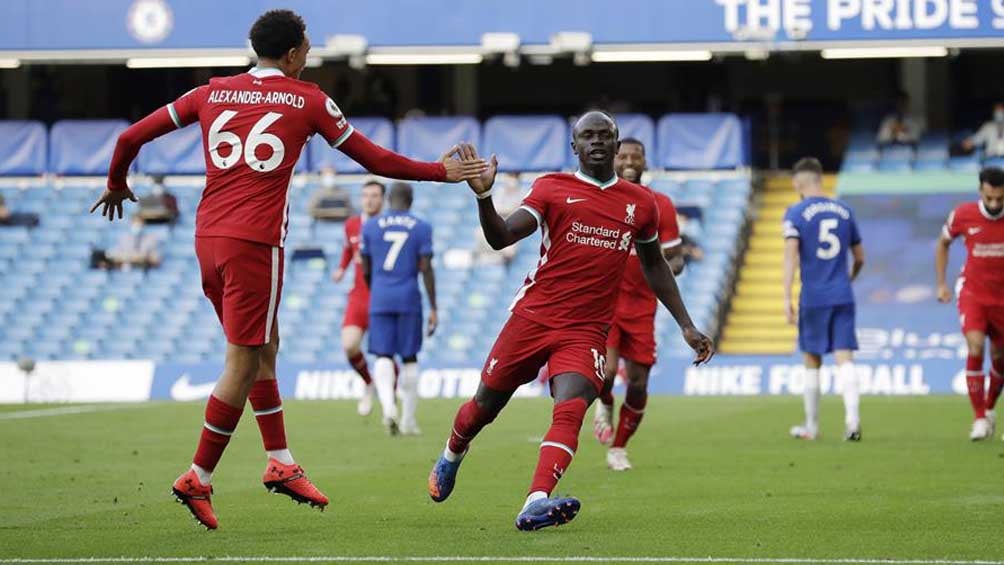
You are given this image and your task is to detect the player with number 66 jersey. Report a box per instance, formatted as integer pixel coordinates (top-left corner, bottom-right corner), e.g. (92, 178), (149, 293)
(89, 9), (486, 530)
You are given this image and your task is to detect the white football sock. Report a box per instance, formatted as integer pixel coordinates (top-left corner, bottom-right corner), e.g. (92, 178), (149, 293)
(190, 463), (212, 486)
(373, 356), (398, 421)
(400, 362), (420, 427)
(804, 368), (820, 431)
(267, 449), (295, 465)
(839, 362), (860, 430)
(522, 490), (548, 512)
(443, 442), (464, 463)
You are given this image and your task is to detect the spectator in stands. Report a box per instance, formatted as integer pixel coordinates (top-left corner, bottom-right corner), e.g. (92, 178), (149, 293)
(473, 173), (523, 266)
(676, 213), (704, 265)
(309, 167), (353, 222)
(962, 103), (1004, 158)
(0, 194), (40, 228)
(137, 175), (180, 225)
(877, 92), (924, 148)
(106, 215), (161, 270)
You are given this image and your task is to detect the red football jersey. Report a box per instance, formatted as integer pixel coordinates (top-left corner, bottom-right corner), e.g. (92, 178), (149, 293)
(339, 214), (370, 299)
(613, 190), (682, 320)
(944, 201), (1004, 305)
(511, 171), (660, 328)
(170, 67), (354, 247)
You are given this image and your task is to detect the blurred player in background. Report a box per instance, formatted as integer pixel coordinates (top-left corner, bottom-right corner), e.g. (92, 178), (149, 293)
(361, 182), (437, 436)
(782, 157), (865, 442)
(89, 9), (485, 529)
(592, 138), (683, 471)
(333, 180), (386, 417)
(935, 167), (1004, 441)
(427, 114), (713, 532)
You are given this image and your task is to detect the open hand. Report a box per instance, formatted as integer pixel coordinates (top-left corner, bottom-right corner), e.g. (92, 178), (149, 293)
(785, 301), (797, 325)
(332, 267), (346, 283)
(440, 145), (488, 183)
(682, 326), (714, 366)
(427, 309), (439, 337)
(936, 284), (952, 304)
(89, 187), (138, 221)
(458, 143), (498, 197)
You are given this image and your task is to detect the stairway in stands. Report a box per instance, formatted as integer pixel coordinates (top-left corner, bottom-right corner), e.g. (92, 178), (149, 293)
(719, 174), (837, 355)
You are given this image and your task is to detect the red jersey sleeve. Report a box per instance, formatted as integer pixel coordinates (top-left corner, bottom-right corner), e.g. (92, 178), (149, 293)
(636, 191), (660, 244)
(519, 178), (550, 226)
(943, 206), (963, 240)
(339, 220), (354, 271)
(167, 86), (209, 128)
(307, 90), (354, 148)
(655, 193), (682, 249)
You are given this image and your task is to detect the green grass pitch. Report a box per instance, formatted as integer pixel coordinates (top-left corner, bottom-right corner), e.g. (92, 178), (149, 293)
(1, 396), (1002, 563)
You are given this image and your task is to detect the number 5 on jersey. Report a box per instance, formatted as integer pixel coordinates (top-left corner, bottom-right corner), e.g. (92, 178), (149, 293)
(817, 218), (841, 260)
(208, 110), (286, 172)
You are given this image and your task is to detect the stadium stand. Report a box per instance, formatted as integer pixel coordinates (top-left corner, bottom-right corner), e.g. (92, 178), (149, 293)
(0, 116), (751, 366)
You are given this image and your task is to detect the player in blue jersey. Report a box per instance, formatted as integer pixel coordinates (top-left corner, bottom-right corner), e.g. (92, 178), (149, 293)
(782, 158), (866, 441)
(360, 182), (437, 436)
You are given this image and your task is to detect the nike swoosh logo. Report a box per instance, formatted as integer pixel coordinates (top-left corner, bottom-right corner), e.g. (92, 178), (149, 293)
(566, 197), (587, 204)
(170, 374), (217, 401)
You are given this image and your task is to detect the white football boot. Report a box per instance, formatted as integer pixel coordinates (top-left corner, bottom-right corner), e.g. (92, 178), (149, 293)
(790, 423), (819, 440)
(970, 417), (992, 441)
(357, 384), (374, 417)
(593, 403), (614, 446)
(606, 447), (632, 471)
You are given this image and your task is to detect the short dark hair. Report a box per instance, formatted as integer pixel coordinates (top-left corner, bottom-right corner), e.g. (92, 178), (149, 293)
(619, 137), (646, 155)
(389, 182), (414, 208)
(979, 167), (1004, 188)
(792, 157), (823, 176)
(362, 180), (386, 195)
(249, 10), (306, 60)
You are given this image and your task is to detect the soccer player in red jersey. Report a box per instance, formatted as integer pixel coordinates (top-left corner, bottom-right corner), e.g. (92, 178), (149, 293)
(427, 112), (714, 531)
(591, 138), (684, 471)
(333, 180), (386, 417)
(89, 10), (486, 529)
(936, 167), (1004, 441)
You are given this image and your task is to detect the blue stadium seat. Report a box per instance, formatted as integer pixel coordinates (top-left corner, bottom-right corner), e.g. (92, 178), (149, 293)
(655, 114), (745, 170)
(484, 115), (566, 172)
(138, 123), (205, 175)
(0, 121), (47, 175)
(397, 117), (480, 164)
(50, 120), (130, 175)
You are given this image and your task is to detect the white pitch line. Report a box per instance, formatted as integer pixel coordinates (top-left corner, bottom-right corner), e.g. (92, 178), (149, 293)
(0, 404), (137, 421)
(2, 557), (1004, 564)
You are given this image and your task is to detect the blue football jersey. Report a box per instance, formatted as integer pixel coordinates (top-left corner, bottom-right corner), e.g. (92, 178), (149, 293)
(360, 210), (433, 314)
(782, 196), (861, 308)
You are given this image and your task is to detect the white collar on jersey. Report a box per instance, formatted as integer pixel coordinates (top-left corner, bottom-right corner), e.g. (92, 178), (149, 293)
(248, 67), (285, 79)
(979, 200), (1004, 221)
(574, 170), (618, 190)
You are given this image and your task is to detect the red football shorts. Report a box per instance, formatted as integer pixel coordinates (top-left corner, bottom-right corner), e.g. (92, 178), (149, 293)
(195, 236), (283, 347)
(481, 313), (608, 393)
(342, 289), (370, 330)
(959, 290), (1004, 344)
(606, 314), (657, 366)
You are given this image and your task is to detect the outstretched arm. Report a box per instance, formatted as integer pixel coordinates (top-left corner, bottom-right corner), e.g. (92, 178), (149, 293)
(91, 107), (179, 219)
(636, 238), (714, 364)
(478, 199), (538, 250)
(783, 238), (799, 325)
(337, 132), (487, 183)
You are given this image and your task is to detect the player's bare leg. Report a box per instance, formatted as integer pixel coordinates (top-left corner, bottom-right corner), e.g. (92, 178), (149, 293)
(254, 324), (328, 509)
(964, 331), (991, 440)
(791, 353), (822, 440)
(172, 342), (260, 530)
(593, 347), (618, 446)
(343, 325), (375, 416)
(516, 372), (596, 531)
(608, 360), (651, 470)
(834, 349), (861, 441)
(988, 341), (1004, 440)
(373, 355), (400, 434)
(428, 383), (511, 502)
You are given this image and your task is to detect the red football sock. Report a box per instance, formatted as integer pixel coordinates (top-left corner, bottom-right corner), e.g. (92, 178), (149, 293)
(612, 386), (647, 448)
(529, 397), (588, 495)
(248, 379), (287, 451)
(447, 399), (498, 455)
(348, 352), (372, 385)
(193, 395), (244, 472)
(987, 358), (1004, 411)
(966, 355), (986, 419)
